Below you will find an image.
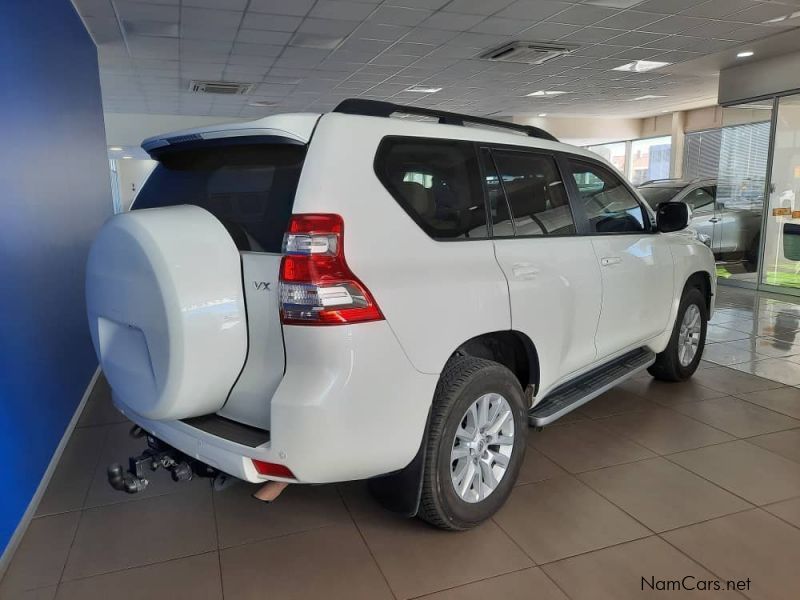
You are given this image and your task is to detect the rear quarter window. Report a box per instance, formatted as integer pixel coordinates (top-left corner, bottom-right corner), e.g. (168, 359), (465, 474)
(134, 142), (306, 253)
(375, 137), (489, 240)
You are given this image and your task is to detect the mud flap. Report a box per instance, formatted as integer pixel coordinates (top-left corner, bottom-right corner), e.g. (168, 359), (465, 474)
(367, 411), (430, 517)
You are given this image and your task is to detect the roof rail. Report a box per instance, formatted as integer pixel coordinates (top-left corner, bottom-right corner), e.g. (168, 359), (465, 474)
(332, 98), (559, 142)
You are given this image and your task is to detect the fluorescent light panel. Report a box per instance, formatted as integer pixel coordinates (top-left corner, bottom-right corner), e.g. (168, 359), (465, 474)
(613, 60), (670, 72)
(737, 51), (754, 58)
(406, 86), (442, 93)
(630, 94), (667, 101)
(526, 90), (568, 97)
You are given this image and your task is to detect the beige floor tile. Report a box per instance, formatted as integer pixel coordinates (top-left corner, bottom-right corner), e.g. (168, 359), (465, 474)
(220, 524), (393, 600)
(576, 387), (656, 419)
(3, 587), (57, 600)
(705, 325), (751, 343)
(763, 497), (800, 528)
(729, 357), (800, 386)
(672, 396), (800, 438)
(725, 337), (800, 359)
(663, 509), (800, 600)
(493, 477), (650, 564)
(419, 567), (568, 600)
(62, 490), (216, 580)
(516, 447), (567, 485)
(530, 420), (655, 473)
(669, 440), (800, 505)
(702, 341), (763, 366)
(735, 386), (800, 419)
(0, 512), (79, 596)
(691, 366), (783, 395)
(619, 377), (726, 406)
(579, 458), (751, 532)
(747, 428), (800, 463)
(341, 483), (532, 599)
(35, 427), (108, 516)
(82, 422), (207, 509)
(55, 552), (222, 600)
(598, 407), (733, 454)
(214, 481), (350, 548)
(543, 536), (735, 600)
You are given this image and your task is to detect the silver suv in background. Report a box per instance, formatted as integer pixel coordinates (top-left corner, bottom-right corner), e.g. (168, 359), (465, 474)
(637, 178), (763, 270)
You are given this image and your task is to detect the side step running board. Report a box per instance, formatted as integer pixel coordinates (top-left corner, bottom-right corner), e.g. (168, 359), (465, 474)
(529, 348), (655, 427)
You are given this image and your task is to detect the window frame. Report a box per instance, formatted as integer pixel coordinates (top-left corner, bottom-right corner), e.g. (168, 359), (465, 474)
(477, 144), (581, 239)
(373, 135), (491, 243)
(560, 153), (656, 236)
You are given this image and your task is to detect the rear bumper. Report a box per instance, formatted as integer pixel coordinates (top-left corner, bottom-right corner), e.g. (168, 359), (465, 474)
(116, 320), (439, 484)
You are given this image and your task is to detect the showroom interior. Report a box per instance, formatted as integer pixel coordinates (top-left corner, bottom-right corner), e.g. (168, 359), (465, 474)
(4, 0), (800, 598)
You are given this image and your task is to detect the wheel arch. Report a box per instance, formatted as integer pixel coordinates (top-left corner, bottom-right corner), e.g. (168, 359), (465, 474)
(684, 270), (712, 313)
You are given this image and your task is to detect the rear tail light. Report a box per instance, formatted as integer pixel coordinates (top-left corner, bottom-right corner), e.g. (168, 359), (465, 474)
(279, 214), (383, 325)
(252, 459), (295, 479)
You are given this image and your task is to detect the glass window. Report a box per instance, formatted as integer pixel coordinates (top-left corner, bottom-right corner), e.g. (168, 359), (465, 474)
(489, 150), (575, 236)
(685, 187), (715, 213)
(587, 141), (627, 174)
(570, 159), (647, 233)
(629, 136), (671, 186)
(376, 138), (488, 240)
(134, 143), (306, 252)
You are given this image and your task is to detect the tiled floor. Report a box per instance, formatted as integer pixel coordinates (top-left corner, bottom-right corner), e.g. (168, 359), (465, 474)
(4, 286), (800, 599)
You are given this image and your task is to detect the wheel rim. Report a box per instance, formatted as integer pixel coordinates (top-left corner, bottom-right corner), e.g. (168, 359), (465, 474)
(678, 304), (702, 367)
(450, 393), (515, 504)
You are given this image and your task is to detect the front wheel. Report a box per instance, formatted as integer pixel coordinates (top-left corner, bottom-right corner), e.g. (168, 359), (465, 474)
(418, 356), (527, 530)
(649, 286), (708, 382)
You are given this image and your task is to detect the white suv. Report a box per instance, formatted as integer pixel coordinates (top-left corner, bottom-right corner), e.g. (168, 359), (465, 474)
(86, 100), (716, 530)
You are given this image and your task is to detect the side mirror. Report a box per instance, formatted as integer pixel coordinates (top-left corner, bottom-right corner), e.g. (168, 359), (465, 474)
(656, 202), (691, 233)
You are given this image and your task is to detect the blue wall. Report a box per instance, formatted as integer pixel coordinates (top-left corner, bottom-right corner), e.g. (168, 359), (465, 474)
(0, 1), (111, 553)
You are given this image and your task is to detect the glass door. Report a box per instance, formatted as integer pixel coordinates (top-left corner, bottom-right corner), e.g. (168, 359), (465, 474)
(762, 94), (800, 291)
(714, 102), (772, 287)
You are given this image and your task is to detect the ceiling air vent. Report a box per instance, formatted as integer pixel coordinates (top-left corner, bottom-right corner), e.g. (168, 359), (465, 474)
(480, 41), (577, 65)
(189, 80), (254, 95)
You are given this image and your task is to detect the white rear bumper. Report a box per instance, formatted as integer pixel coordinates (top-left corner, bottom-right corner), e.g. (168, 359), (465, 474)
(116, 321), (439, 484)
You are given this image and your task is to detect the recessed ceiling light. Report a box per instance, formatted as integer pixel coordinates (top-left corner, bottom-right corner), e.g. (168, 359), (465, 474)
(109, 146), (123, 151)
(763, 10), (800, 24)
(538, 113), (547, 117)
(526, 90), (568, 97)
(248, 100), (277, 107)
(122, 156), (133, 159)
(736, 50), (754, 58)
(630, 94), (667, 101)
(406, 86), (442, 93)
(613, 60), (671, 73)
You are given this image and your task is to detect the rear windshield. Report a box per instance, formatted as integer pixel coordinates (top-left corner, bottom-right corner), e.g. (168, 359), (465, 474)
(134, 142), (306, 253)
(637, 186), (683, 209)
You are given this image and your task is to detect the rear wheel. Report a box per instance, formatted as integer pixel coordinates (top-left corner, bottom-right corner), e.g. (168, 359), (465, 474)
(418, 356), (527, 530)
(649, 286), (708, 382)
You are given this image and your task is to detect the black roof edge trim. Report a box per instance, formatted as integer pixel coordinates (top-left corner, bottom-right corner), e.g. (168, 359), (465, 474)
(333, 98), (559, 143)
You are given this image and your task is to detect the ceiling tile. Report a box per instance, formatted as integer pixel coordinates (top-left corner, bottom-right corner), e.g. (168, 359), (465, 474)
(560, 27), (626, 44)
(184, 0), (247, 9)
(517, 22), (582, 40)
(310, 1), (377, 21)
(729, 3), (796, 24)
(370, 6), (434, 26)
(633, 0), (701, 15)
(241, 13), (302, 31)
(596, 10), (665, 30)
(247, 0), (315, 17)
(641, 15), (708, 34)
(679, 0), (756, 19)
(442, 0), (516, 16)
(496, 1), (572, 21)
(547, 4), (618, 26)
(420, 11), (485, 30)
(469, 17), (536, 35)
(181, 8), (243, 29)
(115, 1), (179, 23)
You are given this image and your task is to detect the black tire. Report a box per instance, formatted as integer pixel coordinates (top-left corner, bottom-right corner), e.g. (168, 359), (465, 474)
(417, 356), (527, 531)
(648, 286), (708, 382)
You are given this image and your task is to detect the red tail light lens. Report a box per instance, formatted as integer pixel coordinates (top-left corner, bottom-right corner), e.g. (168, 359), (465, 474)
(279, 214), (383, 325)
(252, 459), (295, 479)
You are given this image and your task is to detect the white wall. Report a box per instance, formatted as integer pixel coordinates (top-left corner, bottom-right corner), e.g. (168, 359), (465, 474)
(512, 115), (643, 146)
(116, 158), (156, 211)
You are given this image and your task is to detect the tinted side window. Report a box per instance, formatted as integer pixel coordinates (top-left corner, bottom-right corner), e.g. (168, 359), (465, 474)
(569, 159), (646, 233)
(490, 150), (575, 236)
(376, 138), (488, 240)
(686, 187), (715, 213)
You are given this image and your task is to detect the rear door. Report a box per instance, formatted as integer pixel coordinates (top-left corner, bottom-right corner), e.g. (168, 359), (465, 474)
(483, 147), (601, 393)
(133, 140), (307, 429)
(565, 157), (674, 356)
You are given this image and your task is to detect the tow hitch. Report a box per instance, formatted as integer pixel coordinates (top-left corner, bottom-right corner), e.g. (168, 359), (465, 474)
(107, 426), (217, 494)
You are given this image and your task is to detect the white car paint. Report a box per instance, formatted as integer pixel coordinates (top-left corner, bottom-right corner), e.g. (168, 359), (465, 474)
(87, 109), (717, 485)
